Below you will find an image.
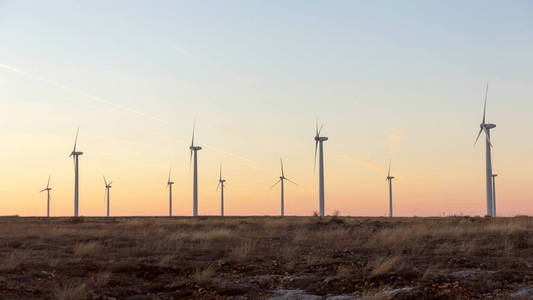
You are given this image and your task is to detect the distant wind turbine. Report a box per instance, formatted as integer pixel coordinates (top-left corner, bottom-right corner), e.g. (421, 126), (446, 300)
(40, 174), (52, 217)
(474, 84), (496, 217)
(69, 127), (83, 217)
(103, 176), (112, 217)
(190, 122), (202, 217)
(386, 161), (395, 217)
(314, 120), (328, 217)
(167, 168), (174, 217)
(217, 164), (226, 217)
(271, 158), (297, 216)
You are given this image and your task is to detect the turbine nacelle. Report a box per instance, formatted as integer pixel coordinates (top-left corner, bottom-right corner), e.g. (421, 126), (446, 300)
(70, 151), (84, 156)
(190, 146), (202, 151)
(387, 176), (395, 180)
(314, 136), (328, 142)
(482, 123), (496, 129)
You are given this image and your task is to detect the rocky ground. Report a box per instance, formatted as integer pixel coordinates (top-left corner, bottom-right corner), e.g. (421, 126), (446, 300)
(0, 216), (531, 299)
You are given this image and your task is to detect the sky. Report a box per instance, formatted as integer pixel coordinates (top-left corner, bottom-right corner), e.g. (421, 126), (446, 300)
(0, 0), (532, 217)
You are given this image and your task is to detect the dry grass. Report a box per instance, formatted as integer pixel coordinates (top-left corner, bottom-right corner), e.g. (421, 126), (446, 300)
(73, 241), (100, 259)
(368, 255), (405, 277)
(0, 216), (530, 298)
(193, 264), (216, 284)
(53, 282), (87, 300)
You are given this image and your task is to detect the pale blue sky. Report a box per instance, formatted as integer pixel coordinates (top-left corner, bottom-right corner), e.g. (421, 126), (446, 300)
(0, 1), (532, 216)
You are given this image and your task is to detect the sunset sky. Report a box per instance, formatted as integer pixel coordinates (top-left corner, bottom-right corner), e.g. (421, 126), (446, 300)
(1, 1), (532, 217)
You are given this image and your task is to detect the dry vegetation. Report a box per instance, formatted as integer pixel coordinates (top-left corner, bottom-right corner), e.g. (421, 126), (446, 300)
(0, 216), (531, 299)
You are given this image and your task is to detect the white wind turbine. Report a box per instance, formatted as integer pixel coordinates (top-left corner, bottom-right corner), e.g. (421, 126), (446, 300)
(385, 161), (395, 217)
(217, 164), (226, 217)
(474, 84), (496, 217)
(69, 127), (83, 217)
(314, 120), (328, 217)
(40, 174), (52, 217)
(189, 123), (202, 217)
(167, 168), (174, 217)
(271, 158), (297, 216)
(103, 176), (112, 217)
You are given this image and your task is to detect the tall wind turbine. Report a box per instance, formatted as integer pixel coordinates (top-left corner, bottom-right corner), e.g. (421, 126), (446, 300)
(386, 161), (395, 217)
(474, 84), (496, 217)
(167, 168), (174, 217)
(103, 176), (112, 217)
(491, 173), (498, 217)
(271, 158), (297, 216)
(40, 174), (52, 217)
(190, 123), (202, 217)
(69, 127), (83, 217)
(314, 121), (328, 217)
(217, 164), (226, 217)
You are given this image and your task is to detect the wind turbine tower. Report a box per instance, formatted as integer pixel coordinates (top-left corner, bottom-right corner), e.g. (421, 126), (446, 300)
(217, 165), (226, 217)
(474, 84), (496, 217)
(314, 121), (328, 217)
(491, 174), (498, 217)
(167, 168), (174, 217)
(386, 161), (395, 217)
(190, 123), (202, 217)
(40, 174), (52, 217)
(271, 158), (297, 216)
(69, 127), (83, 217)
(103, 176), (112, 217)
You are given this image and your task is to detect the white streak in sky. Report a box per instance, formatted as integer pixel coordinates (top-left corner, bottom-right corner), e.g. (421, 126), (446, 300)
(0, 63), (163, 122)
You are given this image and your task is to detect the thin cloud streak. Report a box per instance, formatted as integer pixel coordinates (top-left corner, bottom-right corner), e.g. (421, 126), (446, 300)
(337, 154), (424, 185)
(0, 63), (163, 122)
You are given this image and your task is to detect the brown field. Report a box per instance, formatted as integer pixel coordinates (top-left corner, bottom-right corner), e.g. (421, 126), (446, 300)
(0, 216), (531, 299)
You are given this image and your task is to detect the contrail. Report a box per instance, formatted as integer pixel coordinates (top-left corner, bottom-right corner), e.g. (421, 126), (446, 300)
(0, 63), (163, 122)
(337, 154), (424, 184)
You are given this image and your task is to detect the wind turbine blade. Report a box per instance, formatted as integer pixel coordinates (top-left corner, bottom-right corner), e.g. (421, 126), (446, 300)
(484, 127), (493, 147)
(280, 158), (284, 177)
(285, 178), (298, 185)
(191, 121), (196, 147)
(73, 126), (79, 153)
(474, 128), (483, 146)
(216, 181), (220, 192)
(270, 179), (281, 189)
(189, 149), (193, 169)
(103, 175), (107, 186)
(387, 160), (391, 177)
(168, 167), (172, 182)
(482, 83), (488, 124)
(47, 174), (51, 189)
(219, 164), (222, 181)
(314, 140), (318, 173)
(315, 118), (319, 137)
(40, 188), (46, 193)
(318, 123), (324, 136)
(108, 181), (112, 186)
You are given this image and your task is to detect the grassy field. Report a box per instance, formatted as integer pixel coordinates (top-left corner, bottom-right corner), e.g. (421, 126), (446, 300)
(0, 216), (531, 299)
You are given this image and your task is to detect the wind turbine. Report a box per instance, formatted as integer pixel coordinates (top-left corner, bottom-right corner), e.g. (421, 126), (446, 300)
(190, 122), (202, 217)
(40, 174), (52, 217)
(314, 120), (328, 217)
(474, 83), (496, 217)
(103, 176), (112, 217)
(386, 161), (395, 217)
(217, 164), (226, 217)
(167, 168), (174, 217)
(69, 127), (83, 217)
(491, 174), (498, 217)
(271, 158), (297, 216)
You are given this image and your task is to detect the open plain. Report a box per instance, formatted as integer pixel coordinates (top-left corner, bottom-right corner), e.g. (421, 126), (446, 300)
(0, 216), (531, 299)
